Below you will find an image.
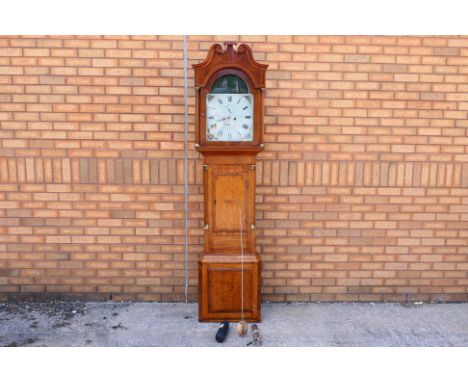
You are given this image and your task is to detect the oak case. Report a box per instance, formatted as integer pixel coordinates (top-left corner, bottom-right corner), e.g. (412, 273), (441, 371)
(193, 42), (268, 322)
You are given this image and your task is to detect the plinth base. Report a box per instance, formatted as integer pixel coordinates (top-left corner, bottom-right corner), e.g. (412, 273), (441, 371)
(198, 253), (261, 322)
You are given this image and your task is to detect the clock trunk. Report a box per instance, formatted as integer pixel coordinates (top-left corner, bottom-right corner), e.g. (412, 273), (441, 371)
(204, 160), (256, 254)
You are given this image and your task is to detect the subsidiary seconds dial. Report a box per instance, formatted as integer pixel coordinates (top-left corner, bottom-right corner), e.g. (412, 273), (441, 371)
(206, 94), (253, 142)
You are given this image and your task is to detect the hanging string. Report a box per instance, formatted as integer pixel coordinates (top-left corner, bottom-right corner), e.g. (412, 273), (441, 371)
(183, 35), (189, 303)
(239, 201), (244, 323)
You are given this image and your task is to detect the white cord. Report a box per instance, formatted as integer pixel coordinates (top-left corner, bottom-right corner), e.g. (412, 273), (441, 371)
(183, 35), (189, 303)
(239, 201), (244, 322)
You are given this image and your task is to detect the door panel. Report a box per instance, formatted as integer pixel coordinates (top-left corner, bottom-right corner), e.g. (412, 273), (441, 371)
(207, 267), (252, 313)
(213, 174), (245, 232)
(205, 163), (255, 253)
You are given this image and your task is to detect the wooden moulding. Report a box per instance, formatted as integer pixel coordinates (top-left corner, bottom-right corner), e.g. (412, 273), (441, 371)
(196, 146), (264, 156)
(193, 43), (268, 90)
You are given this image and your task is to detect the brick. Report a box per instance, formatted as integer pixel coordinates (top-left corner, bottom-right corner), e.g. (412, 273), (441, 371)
(382, 64), (408, 73)
(0, 35), (466, 303)
(345, 54), (370, 63)
(434, 47), (459, 56)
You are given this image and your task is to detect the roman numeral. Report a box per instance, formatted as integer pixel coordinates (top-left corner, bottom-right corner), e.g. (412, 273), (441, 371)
(242, 124), (249, 129)
(228, 96), (232, 102)
(245, 116), (251, 119)
(242, 106), (248, 110)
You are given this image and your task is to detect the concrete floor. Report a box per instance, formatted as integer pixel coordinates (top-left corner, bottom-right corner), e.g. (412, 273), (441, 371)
(1, 301), (467, 346)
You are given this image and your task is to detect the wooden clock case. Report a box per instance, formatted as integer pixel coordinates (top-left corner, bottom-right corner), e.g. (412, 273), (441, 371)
(193, 42), (268, 322)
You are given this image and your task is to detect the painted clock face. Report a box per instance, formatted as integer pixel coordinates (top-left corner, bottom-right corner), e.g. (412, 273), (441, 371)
(206, 94), (254, 142)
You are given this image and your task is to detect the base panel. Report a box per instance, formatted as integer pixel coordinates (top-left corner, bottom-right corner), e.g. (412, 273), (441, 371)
(198, 253), (261, 322)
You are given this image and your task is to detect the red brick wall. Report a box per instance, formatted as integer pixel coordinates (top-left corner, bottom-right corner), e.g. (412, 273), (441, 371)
(1, 35), (467, 302)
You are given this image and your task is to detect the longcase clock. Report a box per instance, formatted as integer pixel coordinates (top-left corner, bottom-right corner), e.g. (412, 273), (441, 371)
(193, 42), (268, 322)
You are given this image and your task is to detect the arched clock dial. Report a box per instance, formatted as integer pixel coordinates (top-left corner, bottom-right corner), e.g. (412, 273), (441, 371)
(206, 94), (253, 142)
